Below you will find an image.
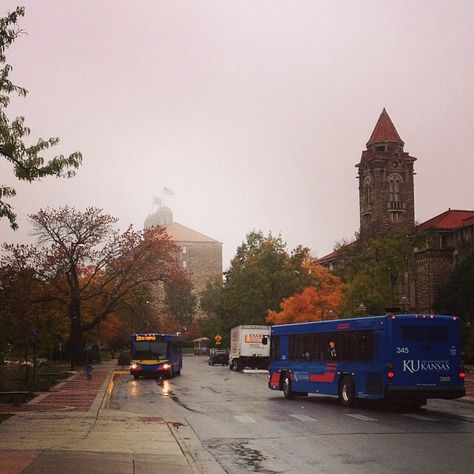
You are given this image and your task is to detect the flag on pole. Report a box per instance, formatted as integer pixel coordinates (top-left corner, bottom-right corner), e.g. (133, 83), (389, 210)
(163, 186), (174, 196)
(153, 196), (162, 206)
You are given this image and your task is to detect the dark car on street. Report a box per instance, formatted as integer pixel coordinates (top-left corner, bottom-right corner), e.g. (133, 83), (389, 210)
(208, 349), (229, 366)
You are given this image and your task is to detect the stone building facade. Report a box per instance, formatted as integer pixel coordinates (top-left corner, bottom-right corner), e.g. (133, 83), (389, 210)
(144, 206), (222, 319)
(321, 109), (474, 314)
(414, 210), (474, 313)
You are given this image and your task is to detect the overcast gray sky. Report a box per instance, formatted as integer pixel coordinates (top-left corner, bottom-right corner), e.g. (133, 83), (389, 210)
(1, 1), (472, 268)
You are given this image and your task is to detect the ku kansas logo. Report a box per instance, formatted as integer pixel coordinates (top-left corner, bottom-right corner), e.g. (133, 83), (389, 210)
(403, 360), (450, 373)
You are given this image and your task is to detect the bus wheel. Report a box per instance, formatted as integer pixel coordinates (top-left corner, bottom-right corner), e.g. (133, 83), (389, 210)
(339, 376), (355, 407)
(282, 373), (294, 399)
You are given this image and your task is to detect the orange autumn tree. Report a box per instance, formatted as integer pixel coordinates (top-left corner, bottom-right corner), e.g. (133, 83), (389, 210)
(266, 260), (346, 324)
(93, 314), (124, 349)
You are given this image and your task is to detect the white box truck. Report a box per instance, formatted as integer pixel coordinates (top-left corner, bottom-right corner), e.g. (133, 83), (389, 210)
(229, 325), (271, 371)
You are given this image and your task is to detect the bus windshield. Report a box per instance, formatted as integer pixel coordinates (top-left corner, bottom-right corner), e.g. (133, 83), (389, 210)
(133, 341), (168, 359)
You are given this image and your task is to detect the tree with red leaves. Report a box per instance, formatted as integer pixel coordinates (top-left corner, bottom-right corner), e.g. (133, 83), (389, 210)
(21, 206), (180, 366)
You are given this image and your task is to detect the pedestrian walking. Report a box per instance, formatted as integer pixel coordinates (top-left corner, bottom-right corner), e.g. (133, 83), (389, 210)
(84, 348), (93, 381)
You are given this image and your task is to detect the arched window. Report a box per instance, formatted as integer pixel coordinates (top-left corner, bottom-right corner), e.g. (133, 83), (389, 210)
(388, 174), (403, 203)
(364, 176), (372, 205)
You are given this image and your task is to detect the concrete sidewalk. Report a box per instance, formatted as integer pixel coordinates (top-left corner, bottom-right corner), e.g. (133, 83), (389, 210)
(0, 361), (204, 474)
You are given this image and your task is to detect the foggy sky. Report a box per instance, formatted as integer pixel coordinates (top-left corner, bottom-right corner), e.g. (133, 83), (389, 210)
(1, 1), (472, 269)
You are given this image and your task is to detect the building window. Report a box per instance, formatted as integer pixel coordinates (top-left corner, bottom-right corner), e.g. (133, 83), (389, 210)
(439, 234), (446, 249)
(182, 260), (187, 269)
(182, 246), (187, 254)
(388, 174), (403, 203)
(364, 176), (372, 205)
(374, 144), (386, 152)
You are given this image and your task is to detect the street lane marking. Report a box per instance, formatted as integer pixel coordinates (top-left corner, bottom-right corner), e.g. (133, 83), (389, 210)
(234, 415), (256, 423)
(290, 414), (317, 422)
(345, 414), (378, 422)
(402, 414), (439, 422)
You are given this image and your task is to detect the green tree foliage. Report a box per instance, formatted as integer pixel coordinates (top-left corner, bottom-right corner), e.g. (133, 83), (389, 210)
(164, 269), (197, 326)
(199, 277), (226, 344)
(334, 233), (422, 316)
(434, 252), (474, 361)
(0, 7), (82, 229)
(200, 231), (313, 345)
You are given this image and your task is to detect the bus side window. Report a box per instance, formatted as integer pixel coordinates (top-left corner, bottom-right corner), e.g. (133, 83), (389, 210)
(271, 336), (280, 360)
(323, 333), (338, 360)
(340, 332), (352, 361)
(312, 334), (322, 361)
(170, 342), (181, 356)
(329, 340), (337, 359)
(302, 334), (311, 360)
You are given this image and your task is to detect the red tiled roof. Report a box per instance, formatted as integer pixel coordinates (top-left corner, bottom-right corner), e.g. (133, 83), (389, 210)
(318, 249), (340, 263)
(367, 108), (404, 146)
(417, 209), (474, 232)
(318, 241), (358, 263)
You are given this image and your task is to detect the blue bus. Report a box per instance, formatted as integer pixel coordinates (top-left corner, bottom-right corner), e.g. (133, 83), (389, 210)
(268, 314), (466, 407)
(129, 333), (182, 379)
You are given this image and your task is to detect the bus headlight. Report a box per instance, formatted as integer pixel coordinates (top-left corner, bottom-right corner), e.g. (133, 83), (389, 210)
(130, 363), (138, 370)
(162, 363), (171, 370)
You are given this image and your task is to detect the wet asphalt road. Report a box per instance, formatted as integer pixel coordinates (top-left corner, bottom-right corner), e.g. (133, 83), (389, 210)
(110, 355), (474, 473)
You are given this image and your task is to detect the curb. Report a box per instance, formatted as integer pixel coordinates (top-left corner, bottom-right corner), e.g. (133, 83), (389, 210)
(168, 419), (226, 474)
(99, 369), (128, 411)
(168, 422), (203, 474)
(97, 368), (209, 474)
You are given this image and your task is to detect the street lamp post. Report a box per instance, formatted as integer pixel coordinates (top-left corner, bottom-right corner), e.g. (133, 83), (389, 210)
(399, 296), (409, 313)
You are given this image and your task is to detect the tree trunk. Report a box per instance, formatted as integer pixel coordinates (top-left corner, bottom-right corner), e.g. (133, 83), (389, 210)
(68, 284), (84, 368)
(69, 317), (84, 368)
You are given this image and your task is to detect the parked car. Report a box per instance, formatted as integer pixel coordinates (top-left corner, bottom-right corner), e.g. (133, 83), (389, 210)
(208, 349), (229, 366)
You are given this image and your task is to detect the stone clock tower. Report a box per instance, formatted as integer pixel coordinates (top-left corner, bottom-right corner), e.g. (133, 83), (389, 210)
(357, 109), (417, 240)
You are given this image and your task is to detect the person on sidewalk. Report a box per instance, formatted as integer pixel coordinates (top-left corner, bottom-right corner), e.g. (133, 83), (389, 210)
(84, 349), (93, 381)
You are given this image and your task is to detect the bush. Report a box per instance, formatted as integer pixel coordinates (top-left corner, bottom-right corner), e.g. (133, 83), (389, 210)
(100, 350), (111, 361)
(117, 351), (131, 367)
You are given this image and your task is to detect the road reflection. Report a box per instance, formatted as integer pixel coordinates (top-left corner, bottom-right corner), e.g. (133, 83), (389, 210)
(161, 379), (172, 396)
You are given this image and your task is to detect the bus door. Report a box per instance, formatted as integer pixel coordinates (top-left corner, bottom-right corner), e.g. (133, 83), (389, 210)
(390, 318), (460, 390)
(286, 334), (311, 391)
(291, 333), (339, 396)
(317, 332), (340, 396)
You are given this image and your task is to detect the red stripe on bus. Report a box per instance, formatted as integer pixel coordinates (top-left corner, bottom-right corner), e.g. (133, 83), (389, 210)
(310, 372), (336, 383)
(309, 363), (338, 383)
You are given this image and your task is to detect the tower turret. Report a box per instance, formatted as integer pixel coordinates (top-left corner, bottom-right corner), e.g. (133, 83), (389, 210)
(357, 109), (416, 239)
